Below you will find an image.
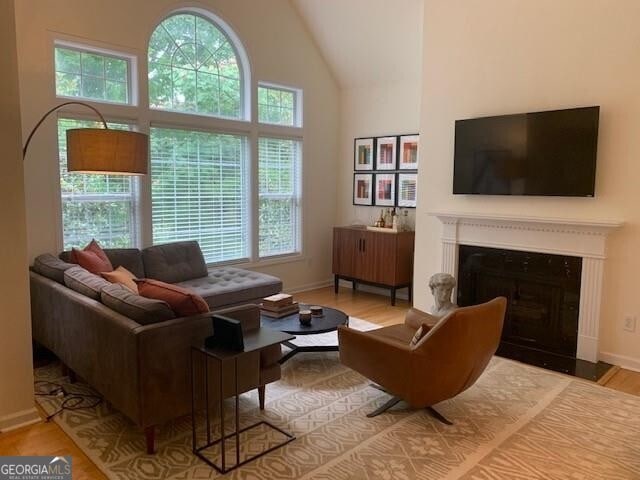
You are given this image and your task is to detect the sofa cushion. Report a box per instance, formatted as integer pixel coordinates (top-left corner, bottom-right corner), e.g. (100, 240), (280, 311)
(61, 248), (145, 278)
(135, 278), (210, 317)
(103, 249), (145, 278)
(101, 283), (175, 325)
(142, 241), (207, 283)
(64, 266), (112, 300)
(176, 267), (282, 308)
(101, 266), (139, 293)
(32, 253), (75, 284)
(70, 239), (114, 274)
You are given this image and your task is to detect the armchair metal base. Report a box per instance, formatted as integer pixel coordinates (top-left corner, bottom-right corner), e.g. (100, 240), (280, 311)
(368, 384), (453, 425)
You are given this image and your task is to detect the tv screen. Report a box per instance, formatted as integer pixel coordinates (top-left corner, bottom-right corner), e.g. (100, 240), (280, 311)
(453, 106), (599, 196)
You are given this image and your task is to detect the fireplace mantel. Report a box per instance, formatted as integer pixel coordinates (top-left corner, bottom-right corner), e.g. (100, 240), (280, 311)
(430, 211), (623, 362)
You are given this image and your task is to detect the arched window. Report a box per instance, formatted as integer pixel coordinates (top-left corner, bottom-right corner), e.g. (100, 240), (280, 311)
(148, 12), (244, 118)
(147, 11), (252, 263)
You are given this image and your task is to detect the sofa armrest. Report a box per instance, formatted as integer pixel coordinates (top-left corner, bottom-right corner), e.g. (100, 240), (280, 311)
(338, 326), (412, 397)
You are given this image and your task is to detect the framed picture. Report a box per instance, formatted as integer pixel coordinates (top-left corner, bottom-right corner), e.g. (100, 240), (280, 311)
(375, 136), (397, 170)
(354, 138), (374, 171)
(353, 173), (373, 205)
(397, 173), (418, 208)
(374, 173), (396, 207)
(399, 134), (419, 170)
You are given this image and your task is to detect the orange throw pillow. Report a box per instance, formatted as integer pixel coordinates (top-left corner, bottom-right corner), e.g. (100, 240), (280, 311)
(410, 323), (431, 347)
(135, 279), (209, 317)
(71, 240), (113, 274)
(101, 266), (139, 294)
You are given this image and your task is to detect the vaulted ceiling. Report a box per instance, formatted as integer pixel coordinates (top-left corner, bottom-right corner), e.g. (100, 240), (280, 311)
(291, 0), (423, 89)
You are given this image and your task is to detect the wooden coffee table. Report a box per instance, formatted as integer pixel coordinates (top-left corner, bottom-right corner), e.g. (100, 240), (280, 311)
(260, 305), (349, 363)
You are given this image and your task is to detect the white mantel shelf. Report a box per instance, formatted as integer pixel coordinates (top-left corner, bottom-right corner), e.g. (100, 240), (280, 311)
(430, 211), (624, 232)
(429, 211), (624, 363)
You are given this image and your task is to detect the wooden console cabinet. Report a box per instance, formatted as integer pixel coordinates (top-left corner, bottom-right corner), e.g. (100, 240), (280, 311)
(332, 226), (415, 305)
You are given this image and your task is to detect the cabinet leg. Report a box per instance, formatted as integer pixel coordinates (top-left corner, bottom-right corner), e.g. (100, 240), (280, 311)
(408, 284), (413, 303)
(391, 288), (396, 306)
(334, 275), (339, 294)
(258, 385), (265, 410)
(145, 425), (156, 454)
(352, 281), (357, 291)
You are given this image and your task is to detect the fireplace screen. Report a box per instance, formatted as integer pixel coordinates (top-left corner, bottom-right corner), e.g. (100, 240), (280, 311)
(457, 245), (581, 357)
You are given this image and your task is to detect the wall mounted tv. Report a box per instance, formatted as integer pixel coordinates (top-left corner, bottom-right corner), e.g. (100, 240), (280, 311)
(453, 106), (599, 197)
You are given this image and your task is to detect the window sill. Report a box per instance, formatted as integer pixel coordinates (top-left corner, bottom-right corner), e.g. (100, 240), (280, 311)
(207, 253), (305, 270)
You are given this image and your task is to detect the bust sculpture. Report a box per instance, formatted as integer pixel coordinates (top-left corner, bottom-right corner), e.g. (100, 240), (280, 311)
(429, 273), (458, 318)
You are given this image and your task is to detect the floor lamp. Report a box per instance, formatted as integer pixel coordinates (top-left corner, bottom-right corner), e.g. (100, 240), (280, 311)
(22, 101), (148, 175)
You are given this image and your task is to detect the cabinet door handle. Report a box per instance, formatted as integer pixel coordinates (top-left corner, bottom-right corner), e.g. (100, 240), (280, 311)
(362, 239), (366, 253)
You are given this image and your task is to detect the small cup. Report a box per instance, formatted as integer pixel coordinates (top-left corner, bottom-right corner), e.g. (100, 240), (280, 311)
(299, 310), (312, 326)
(310, 305), (323, 316)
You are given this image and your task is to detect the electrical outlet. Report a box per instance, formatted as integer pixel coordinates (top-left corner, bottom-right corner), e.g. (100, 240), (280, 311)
(623, 316), (637, 333)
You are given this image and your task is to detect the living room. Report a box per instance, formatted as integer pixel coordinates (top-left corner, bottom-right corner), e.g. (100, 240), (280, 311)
(1, 0), (639, 478)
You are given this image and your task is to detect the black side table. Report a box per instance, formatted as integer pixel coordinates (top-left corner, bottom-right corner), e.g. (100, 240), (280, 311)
(190, 328), (295, 474)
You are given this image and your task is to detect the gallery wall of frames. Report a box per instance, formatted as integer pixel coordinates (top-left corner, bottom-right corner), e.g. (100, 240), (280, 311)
(353, 134), (419, 208)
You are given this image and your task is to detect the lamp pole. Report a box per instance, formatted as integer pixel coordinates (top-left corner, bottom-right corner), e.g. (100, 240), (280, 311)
(22, 101), (109, 158)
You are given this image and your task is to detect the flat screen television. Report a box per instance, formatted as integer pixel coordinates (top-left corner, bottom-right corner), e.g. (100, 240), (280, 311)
(453, 106), (599, 196)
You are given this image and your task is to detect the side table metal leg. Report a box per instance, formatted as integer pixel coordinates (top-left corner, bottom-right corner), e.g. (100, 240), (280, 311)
(191, 350), (196, 452)
(235, 358), (240, 468)
(219, 358), (225, 472)
(205, 356), (210, 445)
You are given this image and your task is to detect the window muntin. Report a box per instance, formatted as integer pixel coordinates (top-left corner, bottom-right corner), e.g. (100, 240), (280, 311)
(258, 85), (298, 126)
(55, 46), (129, 104)
(148, 13), (242, 118)
(151, 127), (249, 263)
(58, 118), (138, 249)
(258, 137), (301, 257)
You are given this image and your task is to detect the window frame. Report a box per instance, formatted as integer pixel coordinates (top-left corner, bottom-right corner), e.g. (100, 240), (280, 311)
(258, 82), (303, 128)
(55, 115), (142, 250)
(258, 136), (303, 259)
(147, 8), (252, 122)
(54, 39), (138, 107)
(148, 124), (251, 264)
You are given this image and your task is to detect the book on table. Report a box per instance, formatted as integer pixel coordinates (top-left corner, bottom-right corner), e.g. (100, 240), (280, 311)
(261, 304), (300, 318)
(260, 301), (299, 313)
(262, 293), (293, 308)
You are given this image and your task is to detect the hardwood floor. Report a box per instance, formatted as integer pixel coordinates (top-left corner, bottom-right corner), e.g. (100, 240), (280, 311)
(1, 285), (638, 479)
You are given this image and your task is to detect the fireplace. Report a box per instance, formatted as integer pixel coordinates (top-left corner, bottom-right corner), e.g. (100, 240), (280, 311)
(431, 212), (623, 379)
(457, 245), (581, 358)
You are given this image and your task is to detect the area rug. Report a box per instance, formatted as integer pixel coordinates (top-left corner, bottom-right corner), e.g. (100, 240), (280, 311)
(34, 318), (640, 479)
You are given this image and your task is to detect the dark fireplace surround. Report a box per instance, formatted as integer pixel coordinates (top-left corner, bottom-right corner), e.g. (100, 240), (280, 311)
(458, 245), (582, 358)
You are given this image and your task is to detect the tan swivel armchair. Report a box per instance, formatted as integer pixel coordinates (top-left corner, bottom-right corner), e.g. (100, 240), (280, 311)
(338, 297), (507, 422)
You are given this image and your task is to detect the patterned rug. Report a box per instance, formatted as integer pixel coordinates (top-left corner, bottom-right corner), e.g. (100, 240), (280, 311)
(34, 318), (640, 479)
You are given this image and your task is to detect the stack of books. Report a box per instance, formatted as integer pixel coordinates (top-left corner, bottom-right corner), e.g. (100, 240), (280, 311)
(261, 293), (299, 318)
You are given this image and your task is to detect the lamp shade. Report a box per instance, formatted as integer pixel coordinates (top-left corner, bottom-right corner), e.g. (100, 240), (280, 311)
(66, 128), (148, 175)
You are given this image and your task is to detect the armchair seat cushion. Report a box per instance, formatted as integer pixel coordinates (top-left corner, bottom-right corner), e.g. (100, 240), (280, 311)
(176, 267), (282, 308)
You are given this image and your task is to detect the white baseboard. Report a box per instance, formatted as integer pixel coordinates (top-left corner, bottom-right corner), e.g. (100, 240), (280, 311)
(0, 407), (41, 433)
(599, 351), (640, 372)
(286, 278), (333, 294)
(338, 279), (410, 301)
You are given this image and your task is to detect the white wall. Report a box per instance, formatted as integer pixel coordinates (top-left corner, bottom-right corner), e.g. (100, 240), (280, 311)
(15, 0), (339, 292)
(0, 0), (39, 432)
(416, 0), (640, 368)
(337, 81), (421, 229)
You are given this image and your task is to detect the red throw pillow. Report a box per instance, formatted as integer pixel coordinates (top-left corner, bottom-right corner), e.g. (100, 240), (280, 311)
(135, 279), (210, 317)
(70, 239), (113, 274)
